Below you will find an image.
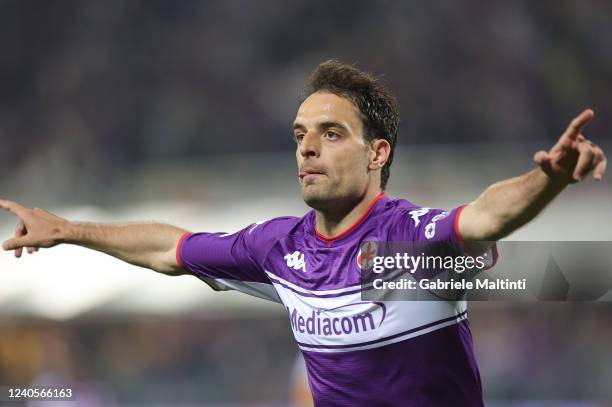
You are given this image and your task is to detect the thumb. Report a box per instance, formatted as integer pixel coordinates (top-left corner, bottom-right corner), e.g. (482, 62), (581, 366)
(533, 150), (549, 165)
(534, 150), (554, 176)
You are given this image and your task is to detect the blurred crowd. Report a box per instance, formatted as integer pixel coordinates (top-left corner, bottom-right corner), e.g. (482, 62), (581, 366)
(1, 1), (612, 205)
(1, 1), (612, 405)
(1, 305), (611, 404)
(0, 316), (296, 405)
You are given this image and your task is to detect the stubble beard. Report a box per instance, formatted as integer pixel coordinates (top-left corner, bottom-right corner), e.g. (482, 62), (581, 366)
(301, 180), (361, 215)
(300, 177), (342, 211)
(301, 184), (334, 211)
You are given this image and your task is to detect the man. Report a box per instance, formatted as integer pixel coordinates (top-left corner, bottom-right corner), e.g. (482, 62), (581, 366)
(0, 60), (607, 406)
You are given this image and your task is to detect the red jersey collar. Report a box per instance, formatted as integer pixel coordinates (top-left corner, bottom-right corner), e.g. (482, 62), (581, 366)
(315, 192), (386, 244)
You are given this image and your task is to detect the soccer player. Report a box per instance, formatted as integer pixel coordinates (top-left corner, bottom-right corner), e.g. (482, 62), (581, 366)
(0, 60), (607, 406)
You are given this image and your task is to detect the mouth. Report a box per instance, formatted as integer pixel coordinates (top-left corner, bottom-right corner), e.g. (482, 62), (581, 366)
(298, 169), (325, 182)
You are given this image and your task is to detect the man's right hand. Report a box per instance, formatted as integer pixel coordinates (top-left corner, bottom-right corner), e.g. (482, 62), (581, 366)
(0, 199), (68, 258)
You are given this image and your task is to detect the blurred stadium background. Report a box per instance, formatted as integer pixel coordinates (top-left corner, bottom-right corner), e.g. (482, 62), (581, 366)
(1, 1), (612, 406)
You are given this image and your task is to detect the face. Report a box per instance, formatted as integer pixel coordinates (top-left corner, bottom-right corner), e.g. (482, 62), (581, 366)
(293, 91), (373, 210)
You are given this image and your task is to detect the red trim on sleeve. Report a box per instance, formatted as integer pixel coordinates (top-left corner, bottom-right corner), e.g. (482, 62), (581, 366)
(175, 232), (191, 269)
(454, 205), (466, 242)
(315, 192), (386, 244)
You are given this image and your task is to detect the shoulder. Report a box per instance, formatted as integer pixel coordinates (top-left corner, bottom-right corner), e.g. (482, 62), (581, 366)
(379, 196), (425, 219)
(242, 215), (306, 254)
(381, 196), (452, 217)
(247, 215), (303, 238)
(378, 196), (460, 241)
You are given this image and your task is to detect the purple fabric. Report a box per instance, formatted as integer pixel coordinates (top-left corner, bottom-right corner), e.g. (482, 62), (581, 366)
(178, 216), (300, 284)
(302, 320), (484, 407)
(179, 195), (463, 288)
(179, 194), (486, 405)
(270, 197), (464, 291)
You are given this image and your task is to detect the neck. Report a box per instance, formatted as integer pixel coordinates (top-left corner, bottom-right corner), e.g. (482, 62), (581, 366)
(315, 189), (384, 238)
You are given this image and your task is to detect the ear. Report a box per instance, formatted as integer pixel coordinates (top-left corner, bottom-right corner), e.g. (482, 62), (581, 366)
(368, 139), (391, 171)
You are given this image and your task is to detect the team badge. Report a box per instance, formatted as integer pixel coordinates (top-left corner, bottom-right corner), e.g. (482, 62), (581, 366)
(357, 241), (378, 270)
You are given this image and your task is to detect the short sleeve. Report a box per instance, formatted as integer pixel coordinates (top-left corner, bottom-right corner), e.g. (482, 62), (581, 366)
(391, 203), (498, 266)
(392, 205), (465, 242)
(415, 205), (464, 242)
(389, 203), (498, 300)
(176, 219), (294, 303)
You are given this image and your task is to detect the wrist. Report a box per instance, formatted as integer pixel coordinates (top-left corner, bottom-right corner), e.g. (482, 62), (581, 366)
(58, 221), (79, 244)
(535, 167), (571, 190)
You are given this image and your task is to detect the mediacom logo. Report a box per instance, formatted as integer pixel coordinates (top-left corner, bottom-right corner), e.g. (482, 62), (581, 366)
(287, 301), (387, 336)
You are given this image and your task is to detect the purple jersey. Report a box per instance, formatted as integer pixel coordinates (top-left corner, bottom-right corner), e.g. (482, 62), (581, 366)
(177, 193), (493, 406)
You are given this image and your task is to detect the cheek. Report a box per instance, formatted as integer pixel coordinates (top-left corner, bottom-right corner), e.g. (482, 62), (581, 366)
(336, 156), (368, 181)
(326, 145), (369, 181)
(296, 151), (305, 170)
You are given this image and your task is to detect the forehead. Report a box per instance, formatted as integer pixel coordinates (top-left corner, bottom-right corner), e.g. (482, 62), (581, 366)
(294, 91), (363, 133)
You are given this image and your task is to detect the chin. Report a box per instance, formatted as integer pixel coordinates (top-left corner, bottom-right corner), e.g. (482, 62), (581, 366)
(302, 184), (367, 212)
(301, 187), (335, 210)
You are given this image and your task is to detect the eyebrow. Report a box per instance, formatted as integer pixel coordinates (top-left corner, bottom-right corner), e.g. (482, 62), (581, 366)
(292, 121), (350, 133)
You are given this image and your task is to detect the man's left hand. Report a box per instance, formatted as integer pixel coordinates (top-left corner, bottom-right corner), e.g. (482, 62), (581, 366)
(534, 109), (607, 183)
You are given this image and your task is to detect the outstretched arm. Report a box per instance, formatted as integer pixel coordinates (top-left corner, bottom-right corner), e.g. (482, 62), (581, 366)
(0, 200), (188, 275)
(459, 109), (607, 241)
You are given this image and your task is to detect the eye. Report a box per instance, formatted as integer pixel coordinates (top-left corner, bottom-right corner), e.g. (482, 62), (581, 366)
(294, 133), (305, 144)
(325, 131), (340, 140)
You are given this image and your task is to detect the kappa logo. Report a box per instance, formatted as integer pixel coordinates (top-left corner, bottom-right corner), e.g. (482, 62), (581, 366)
(408, 208), (450, 239)
(408, 208), (430, 227)
(284, 251), (306, 272)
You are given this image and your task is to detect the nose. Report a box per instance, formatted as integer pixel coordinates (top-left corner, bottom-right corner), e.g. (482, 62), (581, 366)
(298, 132), (320, 159)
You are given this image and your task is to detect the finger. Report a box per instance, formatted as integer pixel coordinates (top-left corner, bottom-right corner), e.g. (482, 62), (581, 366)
(534, 150), (555, 177)
(558, 109), (595, 147)
(2, 236), (34, 251)
(0, 199), (29, 218)
(27, 247), (35, 254)
(533, 150), (550, 165)
(593, 154), (607, 181)
(13, 222), (27, 258)
(573, 143), (595, 181)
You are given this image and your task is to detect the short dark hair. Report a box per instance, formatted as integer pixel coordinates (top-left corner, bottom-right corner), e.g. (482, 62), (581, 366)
(303, 60), (400, 190)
